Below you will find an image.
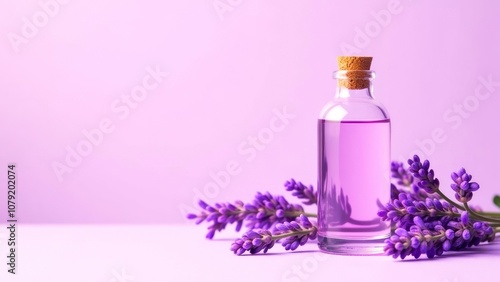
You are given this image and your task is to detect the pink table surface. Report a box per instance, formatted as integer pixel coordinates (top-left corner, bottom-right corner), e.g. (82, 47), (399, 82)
(1, 225), (499, 282)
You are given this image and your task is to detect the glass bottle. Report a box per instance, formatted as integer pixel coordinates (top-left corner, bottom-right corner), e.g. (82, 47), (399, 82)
(317, 56), (391, 255)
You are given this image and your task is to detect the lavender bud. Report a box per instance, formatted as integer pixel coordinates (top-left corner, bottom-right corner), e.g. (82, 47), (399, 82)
(458, 168), (466, 176)
(422, 160), (430, 170)
(387, 210), (398, 219)
(413, 216), (425, 229)
(217, 215), (228, 223)
(393, 200), (404, 209)
(420, 241), (428, 253)
(395, 242), (404, 251)
(426, 247), (436, 259)
(433, 199), (444, 211)
(443, 240), (451, 251)
(462, 173), (471, 182)
(395, 228), (409, 237)
(377, 210), (388, 217)
(265, 201), (275, 210)
(461, 211), (469, 225)
(252, 238), (262, 246)
(276, 209), (285, 218)
(245, 204), (258, 212)
(445, 229), (454, 240)
(473, 222), (483, 230)
(469, 182), (480, 191)
(256, 211), (266, 219)
(411, 237), (420, 248)
(407, 206), (418, 215)
(462, 229), (471, 240)
(428, 169), (434, 181)
(460, 182), (469, 191)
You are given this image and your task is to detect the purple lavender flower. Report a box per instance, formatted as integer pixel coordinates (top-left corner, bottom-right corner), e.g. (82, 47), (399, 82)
(187, 200), (246, 239)
(391, 161), (414, 187)
(407, 155), (440, 193)
(246, 192), (305, 229)
(284, 179), (317, 205)
(187, 192), (305, 239)
(384, 213), (495, 259)
(391, 161), (441, 201)
(274, 214), (318, 251)
(378, 191), (459, 230)
(382, 155), (498, 259)
(451, 168), (480, 203)
(230, 214), (317, 255)
(230, 229), (275, 255)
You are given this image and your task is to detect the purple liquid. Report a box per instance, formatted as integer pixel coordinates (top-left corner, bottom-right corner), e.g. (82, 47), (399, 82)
(317, 119), (390, 254)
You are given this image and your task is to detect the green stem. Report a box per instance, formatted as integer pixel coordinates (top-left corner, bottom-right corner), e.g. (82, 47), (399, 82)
(271, 229), (313, 240)
(434, 187), (500, 220)
(234, 209), (317, 219)
(464, 202), (500, 223)
(435, 189), (465, 211)
(477, 211), (500, 218)
(431, 232), (446, 241)
(283, 211), (317, 218)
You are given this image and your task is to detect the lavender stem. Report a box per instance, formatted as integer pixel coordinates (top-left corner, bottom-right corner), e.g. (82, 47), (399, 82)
(271, 229), (313, 241)
(477, 211), (500, 217)
(464, 202), (500, 223)
(435, 189), (465, 211)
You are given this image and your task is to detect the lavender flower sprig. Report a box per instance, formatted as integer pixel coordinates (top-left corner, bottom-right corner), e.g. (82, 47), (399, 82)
(230, 214), (317, 255)
(384, 213), (495, 259)
(451, 168), (480, 203)
(187, 191), (315, 239)
(391, 161), (414, 187)
(407, 155), (439, 194)
(247, 192), (314, 229)
(187, 200), (246, 239)
(378, 192), (461, 230)
(381, 155), (500, 259)
(284, 179), (317, 205)
(407, 156), (500, 223)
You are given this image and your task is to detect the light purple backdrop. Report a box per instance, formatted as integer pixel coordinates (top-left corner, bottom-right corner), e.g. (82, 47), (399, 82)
(1, 1), (499, 224)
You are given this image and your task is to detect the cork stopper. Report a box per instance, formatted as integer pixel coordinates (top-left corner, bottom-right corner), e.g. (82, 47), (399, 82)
(337, 56), (373, 89)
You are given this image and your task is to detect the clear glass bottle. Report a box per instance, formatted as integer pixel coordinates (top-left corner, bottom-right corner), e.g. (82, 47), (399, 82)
(317, 56), (391, 255)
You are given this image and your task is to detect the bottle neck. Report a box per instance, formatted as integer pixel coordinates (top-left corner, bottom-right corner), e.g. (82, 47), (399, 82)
(335, 84), (374, 99)
(333, 70), (375, 99)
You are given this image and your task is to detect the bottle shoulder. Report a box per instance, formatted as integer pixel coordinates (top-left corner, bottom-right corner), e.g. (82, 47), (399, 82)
(319, 99), (390, 122)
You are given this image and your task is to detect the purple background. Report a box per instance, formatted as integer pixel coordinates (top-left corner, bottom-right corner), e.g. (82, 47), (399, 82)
(1, 1), (499, 224)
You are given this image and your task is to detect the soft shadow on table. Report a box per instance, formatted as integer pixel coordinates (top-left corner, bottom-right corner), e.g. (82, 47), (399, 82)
(211, 238), (239, 242)
(211, 238), (320, 244)
(239, 250), (321, 257)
